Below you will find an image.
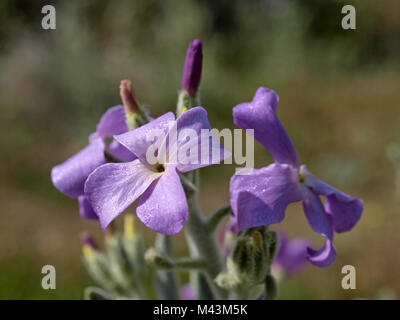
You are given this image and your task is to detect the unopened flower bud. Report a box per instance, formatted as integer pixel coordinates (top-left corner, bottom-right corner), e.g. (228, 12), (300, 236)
(265, 274), (278, 300)
(145, 248), (175, 269)
(124, 214), (135, 239)
(251, 231), (264, 248)
(82, 245), (95, 261)
(81, 242), (116, 293)
(104, 221), (116, 239)
(80, 232), (99, 260)
(120, 80), (140, 114)
(216, 227), (269, 290)
(181, 39), (203, 98)
(266, 230), (279, 264)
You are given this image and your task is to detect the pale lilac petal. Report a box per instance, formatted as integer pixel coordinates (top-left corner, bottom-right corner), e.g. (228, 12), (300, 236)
(230, 163), (306, 231)
(307, 239), (337, 268)
(137, 166), (188, 235)
(233, 87), (299, 167)
(303, 166), (364, 233)
(51, 139), (106, 198)
(85, 159), (162, 229)
(114, 112), (175, 165)
(78, 196), (98, 220)
(96, 105), (128, 138)
(175, 107), (231, 172)
(106, 140), (136, 162)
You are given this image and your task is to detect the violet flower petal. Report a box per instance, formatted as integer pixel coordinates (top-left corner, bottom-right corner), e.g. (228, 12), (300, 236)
(51, 139), (106, 198)
(106, 139), (136, 162)
(175, 107), (231, 172)
(233, 87), (300, 167)
(230, 163), (306, 231)
(78, 195), (98, 220)
(136, 166), (188, 235)
(302, 191), (337, 267)
(302, 190), (334, 240)
(114, 112), (175, 165)
(325, 195), (364, 233)
(303, 166), (364, 233)
(84, 159), (162, 229)
(307, 239), (337, 268)
(95, 105), (129, 139)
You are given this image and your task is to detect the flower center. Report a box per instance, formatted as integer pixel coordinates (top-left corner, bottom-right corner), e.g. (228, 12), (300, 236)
(298, 165), (309, 185)
(154, 163), (165, 173)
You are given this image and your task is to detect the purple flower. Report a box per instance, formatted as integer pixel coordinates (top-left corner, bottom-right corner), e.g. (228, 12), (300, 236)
(85, 107), (230, 234)
(273, 232), (310, 275)
(51, 105), (135, 219)
(181, 39), (203, 97)
(230, 87), (364, 267)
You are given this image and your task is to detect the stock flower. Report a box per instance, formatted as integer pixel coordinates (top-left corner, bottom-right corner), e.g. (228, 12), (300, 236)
(230, 87), (364, 267)
(51, 105), (135, 219)
(85, 107), (230, 234)
(181, 39), (203, 97)
(273, 232), (310, 275)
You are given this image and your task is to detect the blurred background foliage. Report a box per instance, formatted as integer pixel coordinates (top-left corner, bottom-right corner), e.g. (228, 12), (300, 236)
(0, 0), (399, 299)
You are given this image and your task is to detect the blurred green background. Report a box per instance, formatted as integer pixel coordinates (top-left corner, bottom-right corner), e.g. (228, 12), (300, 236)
(0, 0), (399, 299)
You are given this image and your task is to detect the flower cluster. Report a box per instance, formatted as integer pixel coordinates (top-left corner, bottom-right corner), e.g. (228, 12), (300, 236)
(52, 39), (364, 300)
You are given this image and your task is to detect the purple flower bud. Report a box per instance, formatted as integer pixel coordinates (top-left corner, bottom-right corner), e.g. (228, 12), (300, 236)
(181, 39), (203, 97)
(80, 231), (99, 250)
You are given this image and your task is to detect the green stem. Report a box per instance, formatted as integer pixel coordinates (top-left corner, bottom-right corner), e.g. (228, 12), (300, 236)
(186, 197), (222, 277)
(185, 196), (226, 299)
(154, 234), (180, 300)
(175, 258), (205, 270)
(176, 90), (195, 116)
(205, 204), (232, 234)
(177, 92), (225, 299)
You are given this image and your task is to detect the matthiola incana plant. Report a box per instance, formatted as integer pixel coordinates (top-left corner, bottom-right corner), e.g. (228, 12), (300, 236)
(52, 39), (364, 300)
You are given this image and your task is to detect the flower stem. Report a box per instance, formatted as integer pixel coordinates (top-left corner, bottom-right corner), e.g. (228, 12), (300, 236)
(154, 234), (180, 300)
(205, 204), (232, 234)
(185, 195), (226, 299)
